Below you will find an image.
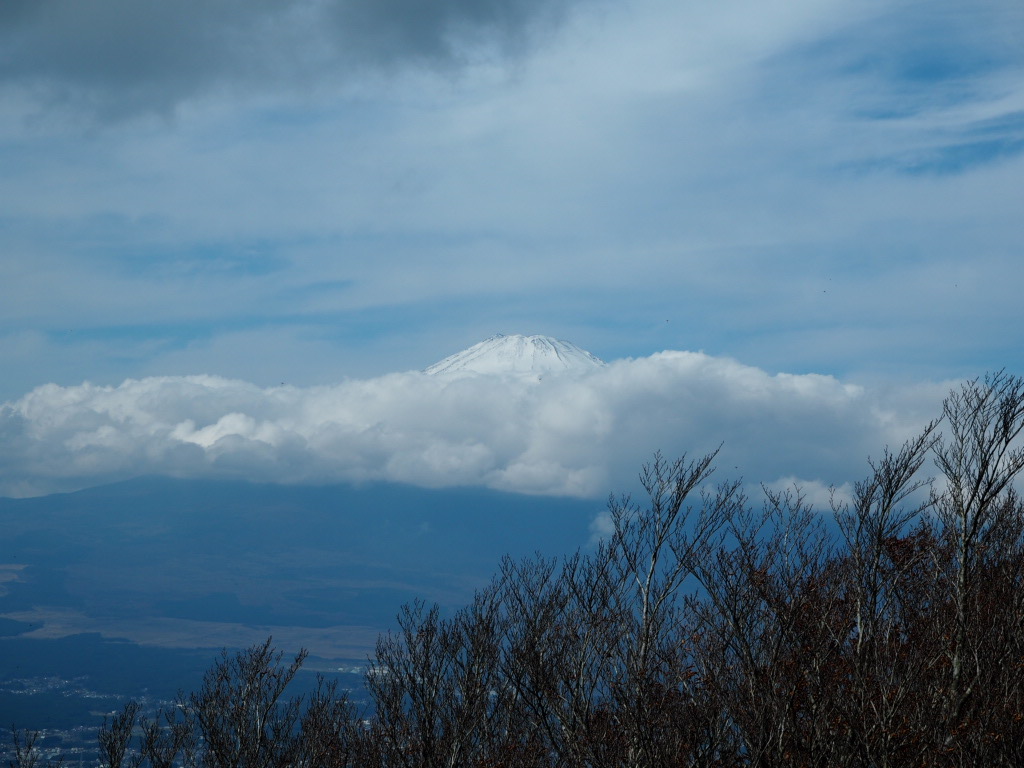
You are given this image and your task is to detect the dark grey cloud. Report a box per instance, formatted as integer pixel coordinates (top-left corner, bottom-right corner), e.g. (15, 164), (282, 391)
(0, 0), (583, 118)
(326, 0), (575, 66)
(0, 0), (245, 116)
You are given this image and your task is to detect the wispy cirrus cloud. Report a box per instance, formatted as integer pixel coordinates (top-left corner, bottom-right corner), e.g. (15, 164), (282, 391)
(0, 0), (1021, 408)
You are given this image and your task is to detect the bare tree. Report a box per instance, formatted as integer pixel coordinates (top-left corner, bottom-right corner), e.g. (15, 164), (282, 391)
(188, 638), (307, 768)
(603, 451), (738, 767)
(832, 425), (941, 767)
(933, 371), (1024, 742)
(98, 701), (142, 768)
(7, 728), (60, 768)
(139, 705), (197, 768)
(292, 677), (364, 768)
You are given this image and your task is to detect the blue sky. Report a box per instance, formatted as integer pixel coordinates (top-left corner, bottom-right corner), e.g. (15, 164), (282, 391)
(1, 0), (1022, 497)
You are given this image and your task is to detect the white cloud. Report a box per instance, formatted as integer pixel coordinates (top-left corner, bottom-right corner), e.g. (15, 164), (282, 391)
(0, 351), (944, 499)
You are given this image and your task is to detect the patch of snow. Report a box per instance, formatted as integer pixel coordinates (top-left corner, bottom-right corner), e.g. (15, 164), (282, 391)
(425, 334), (605, 376)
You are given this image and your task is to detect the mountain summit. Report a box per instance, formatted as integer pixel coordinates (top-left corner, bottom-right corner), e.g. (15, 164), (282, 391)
(425, 334), (605, 376)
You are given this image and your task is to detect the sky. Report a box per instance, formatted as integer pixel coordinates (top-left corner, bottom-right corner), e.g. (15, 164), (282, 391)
(1, 0), (1023, 499)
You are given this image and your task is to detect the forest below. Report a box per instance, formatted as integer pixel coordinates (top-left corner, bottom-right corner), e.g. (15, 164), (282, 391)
(12, 371), (1024, 768)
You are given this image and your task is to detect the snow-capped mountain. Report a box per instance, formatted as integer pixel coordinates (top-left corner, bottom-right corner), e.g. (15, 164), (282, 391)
(425, 334), (605, 376)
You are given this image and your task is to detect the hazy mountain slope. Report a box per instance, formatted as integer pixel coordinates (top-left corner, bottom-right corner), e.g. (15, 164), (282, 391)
(0, 477), (600, 657)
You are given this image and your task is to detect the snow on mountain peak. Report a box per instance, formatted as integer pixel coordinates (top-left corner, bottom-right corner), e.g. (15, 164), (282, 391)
(425, 334), (605, 376)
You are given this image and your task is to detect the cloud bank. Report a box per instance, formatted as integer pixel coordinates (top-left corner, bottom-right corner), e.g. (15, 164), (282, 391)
(0, 351), (948, 499)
